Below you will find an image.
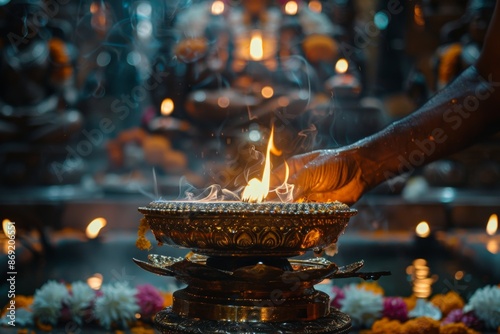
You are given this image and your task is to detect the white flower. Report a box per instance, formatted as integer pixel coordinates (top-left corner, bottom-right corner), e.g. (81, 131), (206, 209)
(32, 280), (69, 325)
(340, 284), (383, 328)
(464, 285), (500, 329)
(64, 281), (95, 324)
(93, 281), (140, 329)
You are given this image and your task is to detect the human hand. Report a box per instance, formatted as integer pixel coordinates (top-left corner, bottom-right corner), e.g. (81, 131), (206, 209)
(272, 148), (369, 205)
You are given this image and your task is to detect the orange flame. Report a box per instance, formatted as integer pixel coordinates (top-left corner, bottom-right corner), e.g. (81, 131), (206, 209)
(242, 127), (283, 203)
(249, 30), (263, 61)
(486, 214), (498, 236)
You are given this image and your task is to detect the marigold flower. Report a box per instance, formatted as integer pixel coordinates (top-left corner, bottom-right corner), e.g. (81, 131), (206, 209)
(440, 323), (480, 334)
(370, 317), (405, 334)
(402, 316), (440, 334)
(431, 291), (465, 317)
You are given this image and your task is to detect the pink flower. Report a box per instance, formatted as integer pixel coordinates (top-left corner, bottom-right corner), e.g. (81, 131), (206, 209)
(382, 297), (408, 322)
(135, 284), (164, 318)
(330, 286), (345, 309)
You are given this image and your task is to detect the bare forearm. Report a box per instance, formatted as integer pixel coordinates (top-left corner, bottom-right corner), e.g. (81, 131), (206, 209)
(348, 66), (500, 189)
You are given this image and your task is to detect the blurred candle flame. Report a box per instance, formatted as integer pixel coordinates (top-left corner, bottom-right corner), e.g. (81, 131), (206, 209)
(486, 214), (498, 236)
(87, 273), (103, 290)
(86, 218), (107, 239)
(250, 30), (263, 61)
(335, 58), (349, 74)
(285, 1), (298, 15)
(161, 98), (174, 115)
(415, 221), (430, 238)
(2, 219), (14, 238)
(261, 86), (274, 98)
(242, 127), (284, 203)
(308, 1), (322, 13)
(211, 1), (225, 15)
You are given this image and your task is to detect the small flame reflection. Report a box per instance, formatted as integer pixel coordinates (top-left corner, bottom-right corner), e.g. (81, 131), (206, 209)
(86, 218), (107, 239)
(487, 240), (498, 254)
(486, 214), (498, 236)
(211, 1), (225, 15)
(415, 221), (430, 238)
(161, 98), (174, 115)
(408, 258), (434, 299)
(249, 30), (263, 61)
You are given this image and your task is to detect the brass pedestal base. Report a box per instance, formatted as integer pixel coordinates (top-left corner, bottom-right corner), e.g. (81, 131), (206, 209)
(154, 307), (352, 334)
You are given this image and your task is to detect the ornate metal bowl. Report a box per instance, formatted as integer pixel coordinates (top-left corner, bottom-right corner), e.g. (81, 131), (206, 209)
(139, 201), (357, 257)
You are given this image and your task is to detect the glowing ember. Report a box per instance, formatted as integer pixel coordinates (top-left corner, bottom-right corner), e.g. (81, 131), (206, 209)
(86, 218), (107, 239)
(249, 30), (263, 61)
(285, 1), (299, 15)
(415, 221), (430, 238)
(486, 213), (498, 236)
(161, 98), (174, 115)
(335, 58), (349, 74)
(211, 1), (225, 15)
(242, 127), (284, 203)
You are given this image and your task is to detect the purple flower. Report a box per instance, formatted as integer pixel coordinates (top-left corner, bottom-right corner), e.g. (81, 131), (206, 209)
(135, 284), (164, 318)
(382, 297), (408, 322)
(442, 308), (484, 330)
(330, 286), (345, 309)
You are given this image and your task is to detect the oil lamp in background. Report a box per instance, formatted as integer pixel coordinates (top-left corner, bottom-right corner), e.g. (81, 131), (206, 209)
(325, 58), (361, 97)
(407, 259), (442, 320)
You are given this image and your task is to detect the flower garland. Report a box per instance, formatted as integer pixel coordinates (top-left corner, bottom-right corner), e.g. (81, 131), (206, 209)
(0, 280), (171, 332)
(2, 280), (499, 333)
(331, 282), (500, 334)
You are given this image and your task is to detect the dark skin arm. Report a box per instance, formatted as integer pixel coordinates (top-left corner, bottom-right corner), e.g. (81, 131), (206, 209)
(274, 3), (500, 205)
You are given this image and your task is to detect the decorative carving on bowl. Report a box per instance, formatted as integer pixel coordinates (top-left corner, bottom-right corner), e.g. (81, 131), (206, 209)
(139, 201), (356, 257)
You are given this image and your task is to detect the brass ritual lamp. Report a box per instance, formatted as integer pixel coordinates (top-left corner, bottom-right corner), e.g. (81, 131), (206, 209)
(134, 129), (388, 333)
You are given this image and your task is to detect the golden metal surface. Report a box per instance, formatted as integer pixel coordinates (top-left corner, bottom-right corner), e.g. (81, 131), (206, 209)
(139, 201), (357, 257)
